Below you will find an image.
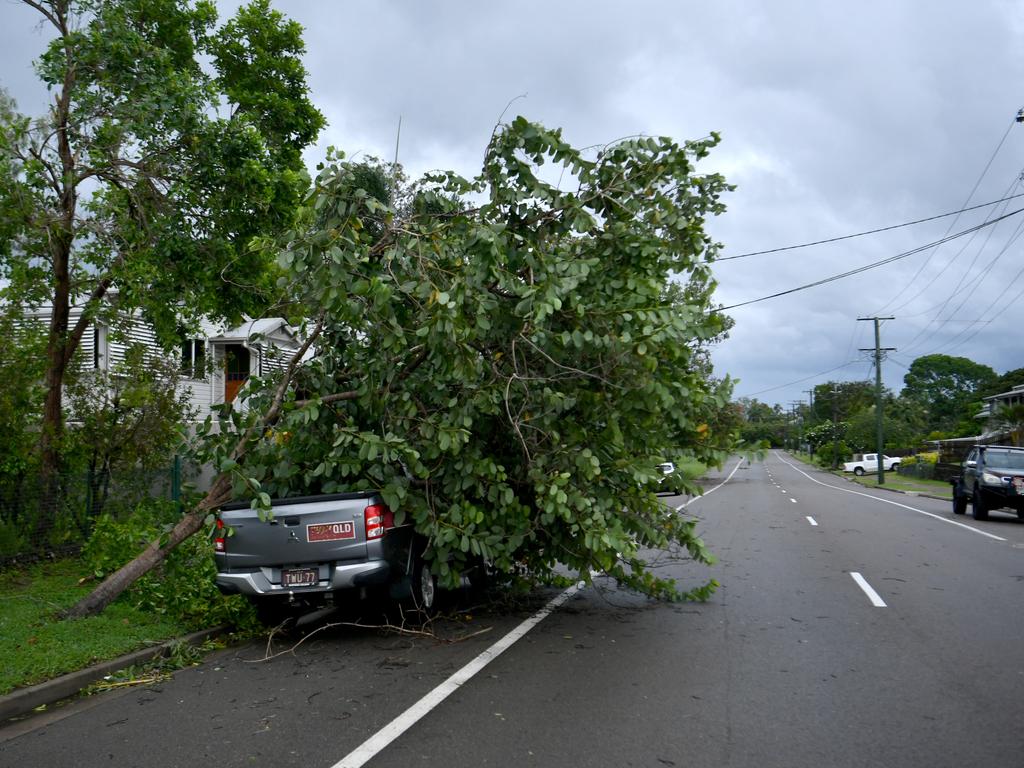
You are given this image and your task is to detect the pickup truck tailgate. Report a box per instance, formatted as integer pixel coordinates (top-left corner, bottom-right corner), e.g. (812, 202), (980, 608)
(218, 492), (378, 568)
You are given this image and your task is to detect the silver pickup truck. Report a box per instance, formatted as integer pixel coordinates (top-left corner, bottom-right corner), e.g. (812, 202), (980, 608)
(214, 492), (435, 623)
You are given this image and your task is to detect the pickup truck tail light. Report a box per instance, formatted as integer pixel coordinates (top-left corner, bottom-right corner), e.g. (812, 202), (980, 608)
(364, 504), (394, 540)
(214, 517), (226, 553)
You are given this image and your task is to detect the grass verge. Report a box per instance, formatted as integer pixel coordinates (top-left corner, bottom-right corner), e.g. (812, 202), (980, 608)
(679, 459), (707, 482)
(0, 558), (189, 695)
(845, 473), (953, 499)
(790, 452), (952, 499)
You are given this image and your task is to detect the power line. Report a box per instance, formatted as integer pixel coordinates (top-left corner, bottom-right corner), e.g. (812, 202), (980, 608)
(899, 213), (1024, 355)
(873, 113), (1020, 312)
(930, 263), (1024, 356)
(739, 359), (863, 398)
(884, 174), (1024, 314)
(717, 191), (1024, 262)
(718, 206), (1024, 311)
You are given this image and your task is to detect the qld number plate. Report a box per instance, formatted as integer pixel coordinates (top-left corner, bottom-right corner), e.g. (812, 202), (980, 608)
(307, 521), (355, 542)
(282, 568), (318, 587)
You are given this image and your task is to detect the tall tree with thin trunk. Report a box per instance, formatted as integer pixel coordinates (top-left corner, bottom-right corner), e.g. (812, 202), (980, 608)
(0, 0), (324, 536)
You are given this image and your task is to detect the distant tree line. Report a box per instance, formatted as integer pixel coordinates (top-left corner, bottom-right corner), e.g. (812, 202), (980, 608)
(737, 354), (1024, 463)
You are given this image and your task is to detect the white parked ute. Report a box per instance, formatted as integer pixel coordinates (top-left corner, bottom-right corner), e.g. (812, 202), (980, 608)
(842, 453), (900, 476)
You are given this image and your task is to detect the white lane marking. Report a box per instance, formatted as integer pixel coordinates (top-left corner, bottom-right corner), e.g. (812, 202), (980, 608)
(806, 516), (818, 526)
(850, 572), (887, 607)
(773, 452), (1007, 542)
(331, 582), (585, 768)
(790, 498), (798, 504)
(674, 456), (745, 510)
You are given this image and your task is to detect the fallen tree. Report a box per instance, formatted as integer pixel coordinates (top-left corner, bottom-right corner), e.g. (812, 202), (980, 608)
(66, 118), (738, 618)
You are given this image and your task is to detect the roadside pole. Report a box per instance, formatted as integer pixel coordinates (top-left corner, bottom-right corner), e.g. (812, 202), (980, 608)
(859, 316), (895, 485)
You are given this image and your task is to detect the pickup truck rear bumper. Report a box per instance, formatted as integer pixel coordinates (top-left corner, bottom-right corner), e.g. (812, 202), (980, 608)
(215, 560), (391, 597)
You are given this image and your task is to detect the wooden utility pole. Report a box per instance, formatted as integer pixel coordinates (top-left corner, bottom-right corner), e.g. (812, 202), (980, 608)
(858, 317), (896, 484)
(803, 388), (815, 458)
(831, 384), (841, 469)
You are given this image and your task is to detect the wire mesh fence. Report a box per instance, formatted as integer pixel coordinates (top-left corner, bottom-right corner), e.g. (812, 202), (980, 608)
(0, 458), (184, 565)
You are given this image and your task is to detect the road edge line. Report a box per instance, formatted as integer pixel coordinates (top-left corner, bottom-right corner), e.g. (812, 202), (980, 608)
(674, 456), (745, 511)
(331, 582), (585, 768)
(774, 452), (1007, 542)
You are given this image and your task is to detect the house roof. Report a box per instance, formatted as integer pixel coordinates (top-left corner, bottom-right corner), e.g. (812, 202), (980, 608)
(983, 384), (1024, 403)
(927, 428), (1010, 446)
(208, 318), (296, 345)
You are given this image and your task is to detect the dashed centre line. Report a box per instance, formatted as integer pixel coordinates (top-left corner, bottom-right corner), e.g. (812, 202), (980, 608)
(806, 516), (818, 526)
(790, 498), (797, 504)
(850, 572), (887, 607)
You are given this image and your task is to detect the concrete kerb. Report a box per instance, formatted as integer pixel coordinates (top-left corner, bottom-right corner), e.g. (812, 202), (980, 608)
(830, 469), (951, 503)
(0, 624), (229, 724)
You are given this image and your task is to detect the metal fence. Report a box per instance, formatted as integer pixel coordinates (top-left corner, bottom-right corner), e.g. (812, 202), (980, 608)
(0, 457), (184, 565)
(896, 460), (961, 483)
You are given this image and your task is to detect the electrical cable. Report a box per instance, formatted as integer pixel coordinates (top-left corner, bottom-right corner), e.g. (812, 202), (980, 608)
(929, 261), (1024, 356)
(717, 190), (1024, 261)
(873, 115), (1019, 313)
(900, 213), (1024, 355)
(943, 282), (1024, 356)
(717, 206), (1024, 312)
(739, 359), (863, 398)
(885, 175), (1022, 315)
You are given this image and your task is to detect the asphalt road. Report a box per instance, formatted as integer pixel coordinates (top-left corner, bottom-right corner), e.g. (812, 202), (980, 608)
(3, 451), (1023, 768)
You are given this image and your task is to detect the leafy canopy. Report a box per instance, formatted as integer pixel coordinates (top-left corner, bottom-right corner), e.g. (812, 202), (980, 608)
(0, 0), (325, 337)
(901, 354), (997, 434)
(207, 118), (737, 600)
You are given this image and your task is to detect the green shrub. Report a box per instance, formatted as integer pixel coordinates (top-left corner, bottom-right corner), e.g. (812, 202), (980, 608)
(897, 452), (939, 479)
(815, 441), (849, 468)
(0, 521), (27, 559)
(82, 502), (256, 632)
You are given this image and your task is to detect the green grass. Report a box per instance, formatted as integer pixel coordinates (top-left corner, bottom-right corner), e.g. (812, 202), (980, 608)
(0, 559), (188, 695)
(789, 453), (953, 500)
(845, 472), (953, 499)
(678, 459), (707, 482)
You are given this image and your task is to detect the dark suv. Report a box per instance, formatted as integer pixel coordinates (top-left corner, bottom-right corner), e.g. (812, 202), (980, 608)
(951, 445), (1024, 521)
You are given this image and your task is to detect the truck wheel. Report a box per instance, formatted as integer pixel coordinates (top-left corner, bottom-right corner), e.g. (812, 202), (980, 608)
(410, 555), (437, 614)
(854, 467), (865, 476)
(952, 486), (967, 516)
(466, 556), (491, 597)
(972, 489), (989, 521)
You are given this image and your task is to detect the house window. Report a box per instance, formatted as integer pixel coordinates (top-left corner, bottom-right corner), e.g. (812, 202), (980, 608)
(181, 339), (206, 378)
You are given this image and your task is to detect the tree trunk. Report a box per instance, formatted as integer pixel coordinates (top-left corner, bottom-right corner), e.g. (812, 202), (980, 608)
(36, 20), (79, 546)
(63, 474), (233, 619)
(34, 247), (73, 546)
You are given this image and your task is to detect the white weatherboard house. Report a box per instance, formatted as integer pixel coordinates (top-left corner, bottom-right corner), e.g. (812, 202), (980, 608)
(38, 303), (300, 418)
(976, 384), (1024, 420)
(177, 317), (300, 415)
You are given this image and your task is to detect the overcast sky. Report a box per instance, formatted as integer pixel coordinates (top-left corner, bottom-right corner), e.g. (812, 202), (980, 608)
(3, 1), (1023, 407)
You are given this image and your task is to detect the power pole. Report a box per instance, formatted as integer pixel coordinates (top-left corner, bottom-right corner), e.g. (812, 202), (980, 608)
(790, 401), (804, 454)
(803, 388), (815, 458)
(858, 316), (895, 484)
(831, 384), (841, 469)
